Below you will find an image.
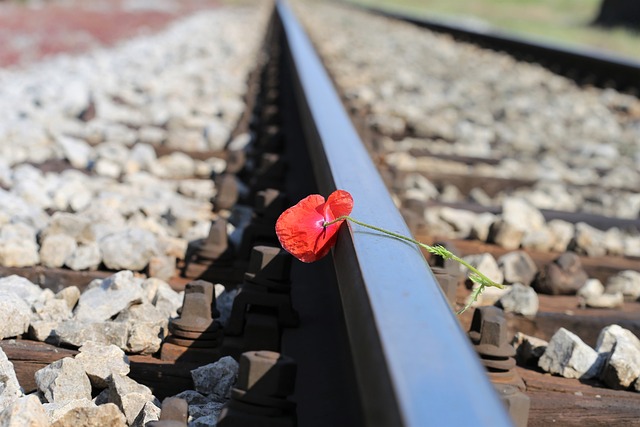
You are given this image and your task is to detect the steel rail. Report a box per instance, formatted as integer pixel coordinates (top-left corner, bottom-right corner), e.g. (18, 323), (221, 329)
(276, 1), (512, 426)
(354, 4), (640, 92)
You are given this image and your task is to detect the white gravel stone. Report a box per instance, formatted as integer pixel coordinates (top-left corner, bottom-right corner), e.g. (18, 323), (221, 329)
(31, 299), (72, 323)
(166, 129), (208, 151)
(94, 158), (122, 179)
(95, 142), (130, 165)
(469, 212), (497, 242)
(497, 251), (537, 286)
(596, 325), (640, 389)
(502, 197), (546, 232)
(520, 226), (555, 252)
(65, 243), (102, 271)
(624, 235), (640, 257)
(59, 80), (92, 118)
(438, 207), (478, 238)
(55, 286), (81, 310)
(130, 401), (161, 427)
(227, 133), (251, 151)
(150, 152), (196, 179)
(44, 398), (94, 424)
(178, 179), (216, 201)
(0, 395), (48, 427)
(52, 178), (93, 213)
(460, 253), (504, 285)
(153, 281), (183, 318)
(0, 347), (22, 412)
(140, 278), (161, 303)
(42, 212), (94, 244)
(488, 219), (525, 250)
(572, 222), (607, 257)
(204, 119), (230, 150)
(577, 278), (605, 300)
(47, 320), (129, 351)
(547, 221), (575, 253)
(497, 283), (539, 316)
(138, 127), (166, 145)
(0, 189), (48, 230)
(75, 342), (130, 388)
(0, 275), (45, 305)
(50, 402), (126, 427)
(0, 292), (31, 339)
(29, 320), (58, 342)
(603, 227), (626, 256)
(100, 228), (159, 271)
(605, 270), (640, 300)
(585, 292), (624, 309)
(108, 374), (157, 425)
(0, 239), (39, 267)
(35, 357), (92, 403)
(191, 356), (239, 401)
(157, 235), (188, 259)
(40, 234), (78, 268)
(56, 135), (93, 169)
(115, 302), (167, 354)
(125, 322), (163, 355)
(74, 271), (144, 322)
(538, 328), (601, 379)
(147, 255), (176, 281)
(129, 143), (157, 171)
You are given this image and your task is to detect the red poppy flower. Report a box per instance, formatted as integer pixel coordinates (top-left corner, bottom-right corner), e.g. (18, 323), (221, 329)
(275, 190), (353, 263)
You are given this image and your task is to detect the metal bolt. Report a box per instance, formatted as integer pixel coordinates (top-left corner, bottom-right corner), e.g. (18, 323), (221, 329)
(495, 384), (530, 427)
(146, 397), (188, 427)
(469, 306), (526, 391)
(246, 246), (291, 284)
(185, 280), (219, 318)
(236, 351), (297, 398)
(469, 306), (515, 358)
(431, 267), (457, 307)
(181, 219), (235, 280)
(170, 281), (221, 338)
(254, 189), (285, 219)
(197, 219), (229, 261)
(213, 174), (239, 211)
(261, 105), (280, 125)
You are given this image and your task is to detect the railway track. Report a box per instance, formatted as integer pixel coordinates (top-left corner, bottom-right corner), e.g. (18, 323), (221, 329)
(293, 2), (640, 426)
(356, 3), (640, 94)
(0, 1), (511, 427)
(1, 1), (639, 426)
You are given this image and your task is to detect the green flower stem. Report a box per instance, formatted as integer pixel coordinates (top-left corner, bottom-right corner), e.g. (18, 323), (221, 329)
(324, 215), (503, 315)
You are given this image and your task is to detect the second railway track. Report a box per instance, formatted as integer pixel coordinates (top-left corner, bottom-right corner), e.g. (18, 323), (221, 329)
(0, 1), (639, 426)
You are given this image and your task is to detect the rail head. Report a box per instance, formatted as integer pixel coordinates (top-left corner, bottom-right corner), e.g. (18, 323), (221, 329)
(276, 1), (513, 426)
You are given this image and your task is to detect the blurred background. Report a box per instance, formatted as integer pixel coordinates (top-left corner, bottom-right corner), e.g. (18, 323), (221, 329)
(0, 0), (223, 68)
(350, 0), (640, 60)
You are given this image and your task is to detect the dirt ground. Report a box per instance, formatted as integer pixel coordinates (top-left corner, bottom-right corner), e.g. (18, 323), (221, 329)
(0, 0), (223, 67)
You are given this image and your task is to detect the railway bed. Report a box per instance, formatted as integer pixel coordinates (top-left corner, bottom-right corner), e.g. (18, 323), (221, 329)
(296, 2), (640, 426)
(0, 1), (508, 426)
(0, 1), (639, 427)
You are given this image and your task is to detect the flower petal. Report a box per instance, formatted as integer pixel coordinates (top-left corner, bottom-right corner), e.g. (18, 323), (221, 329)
(325, 189), (354, 220)
(275, 190), (353, 263)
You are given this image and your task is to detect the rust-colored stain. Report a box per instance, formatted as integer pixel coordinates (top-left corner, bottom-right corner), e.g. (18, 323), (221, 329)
(0, 0), (222, 67)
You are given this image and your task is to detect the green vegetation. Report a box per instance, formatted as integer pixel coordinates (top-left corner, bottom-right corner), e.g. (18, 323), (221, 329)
(349, 0), (640, 61)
